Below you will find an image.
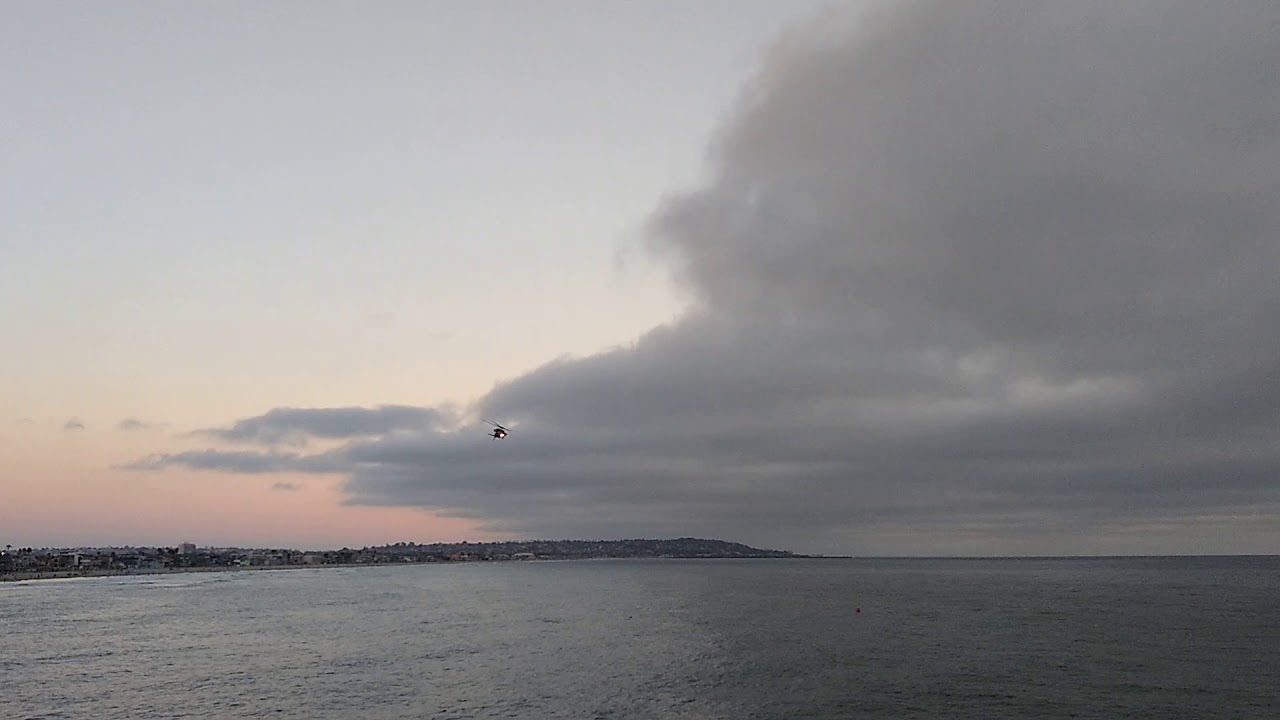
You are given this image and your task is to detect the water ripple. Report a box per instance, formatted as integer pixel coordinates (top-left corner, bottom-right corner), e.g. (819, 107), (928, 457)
(3, 558), (1277, 719)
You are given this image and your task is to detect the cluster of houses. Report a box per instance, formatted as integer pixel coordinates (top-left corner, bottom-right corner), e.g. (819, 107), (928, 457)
(0, 542), (539, 578)
(1, 544), (230, 575)
(2, 538), (795, 579)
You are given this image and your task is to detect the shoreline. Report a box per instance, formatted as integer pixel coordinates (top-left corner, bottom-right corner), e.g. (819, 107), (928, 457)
(0, 556), (829, 583)
(0, 562), (383, 584)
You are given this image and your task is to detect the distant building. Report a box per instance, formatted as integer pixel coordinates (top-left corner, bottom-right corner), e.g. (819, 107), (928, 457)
(179, 543), (196, 555)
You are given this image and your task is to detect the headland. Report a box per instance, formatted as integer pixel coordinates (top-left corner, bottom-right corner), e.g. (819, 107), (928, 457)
(2, 537), (823, 582)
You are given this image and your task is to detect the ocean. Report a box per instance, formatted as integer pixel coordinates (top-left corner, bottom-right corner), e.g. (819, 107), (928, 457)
(2, 556), (1276, 719)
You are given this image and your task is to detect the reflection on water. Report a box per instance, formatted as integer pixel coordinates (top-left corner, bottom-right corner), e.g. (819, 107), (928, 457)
(3, 557), (1277, 719)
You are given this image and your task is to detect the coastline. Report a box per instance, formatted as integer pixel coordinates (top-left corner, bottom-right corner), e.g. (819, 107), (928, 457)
(0, 563), (379, 584)
(0, 555), (828, 584)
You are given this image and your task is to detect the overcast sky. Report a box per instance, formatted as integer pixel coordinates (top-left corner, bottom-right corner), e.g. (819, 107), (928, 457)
(7, 0), (1279, 556)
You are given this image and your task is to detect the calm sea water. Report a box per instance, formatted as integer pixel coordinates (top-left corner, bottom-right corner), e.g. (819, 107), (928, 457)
(2, 557), (1276, 719)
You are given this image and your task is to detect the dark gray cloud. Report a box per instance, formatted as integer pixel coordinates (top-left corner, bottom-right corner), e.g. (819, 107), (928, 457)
(116, 449), (347, 475)
(192, 405), (452, 447)
(127, 0), (1280, 555)
(118, 417), (164, 431)
(272, 482), (303, 492)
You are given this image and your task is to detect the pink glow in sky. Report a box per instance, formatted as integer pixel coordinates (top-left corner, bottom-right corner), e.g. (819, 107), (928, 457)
(2, 1), (842, 550)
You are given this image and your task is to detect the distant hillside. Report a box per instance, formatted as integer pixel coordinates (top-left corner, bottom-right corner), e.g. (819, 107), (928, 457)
(2, 538), (818, 580)
(365, 537), (808, 560)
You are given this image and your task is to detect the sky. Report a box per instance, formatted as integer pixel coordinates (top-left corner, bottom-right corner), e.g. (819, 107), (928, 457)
(4, 0), (1279, 556)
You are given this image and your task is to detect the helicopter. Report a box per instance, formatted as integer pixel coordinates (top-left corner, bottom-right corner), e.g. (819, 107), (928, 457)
(483, 419), (510, 440)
